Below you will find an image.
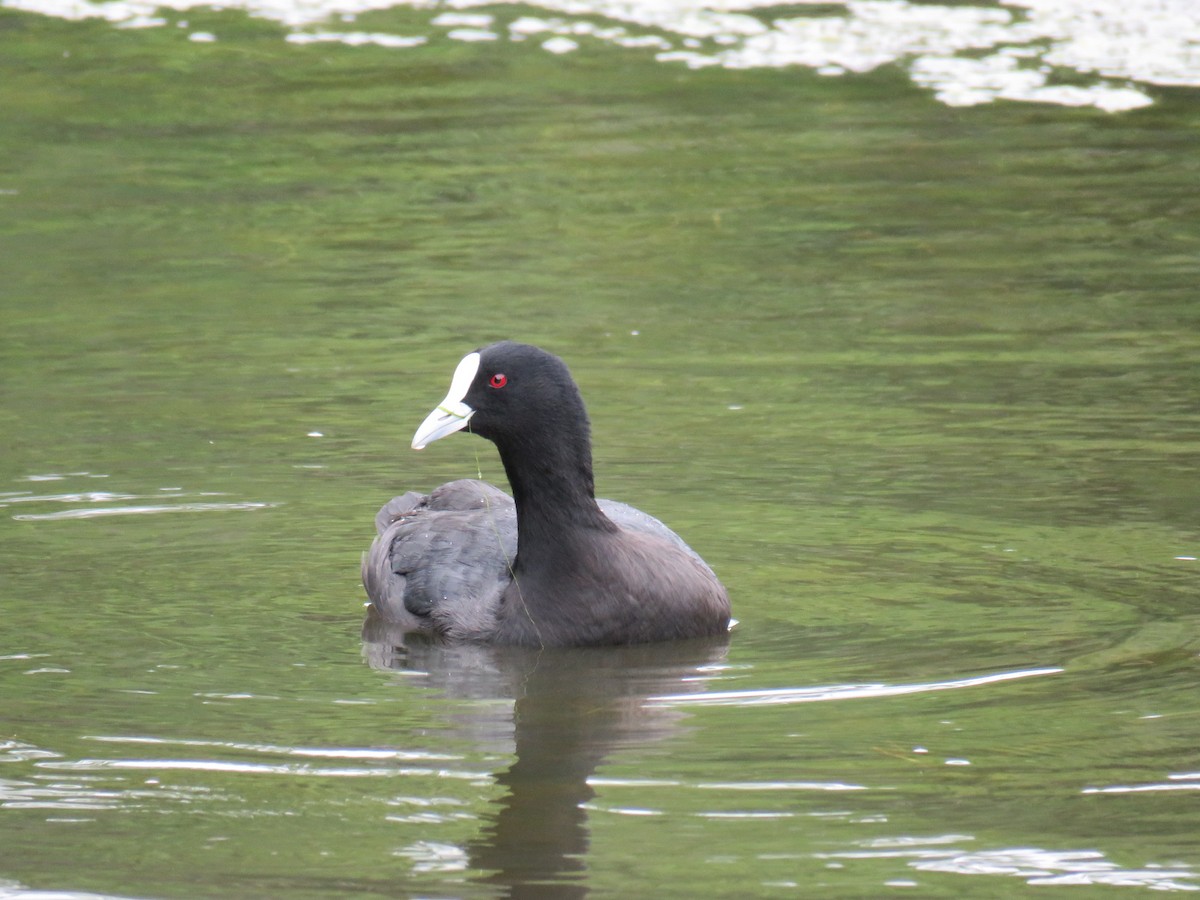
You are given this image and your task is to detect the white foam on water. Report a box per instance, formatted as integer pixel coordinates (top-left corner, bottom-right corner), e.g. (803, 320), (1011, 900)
(2, 0), (1197, 110)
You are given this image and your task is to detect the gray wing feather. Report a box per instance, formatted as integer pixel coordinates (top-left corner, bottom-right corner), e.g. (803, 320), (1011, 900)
(363, 480), (517, 639)
(598, 499), (714, 572)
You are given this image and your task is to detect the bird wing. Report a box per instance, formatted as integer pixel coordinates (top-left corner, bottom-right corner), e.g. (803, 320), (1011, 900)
(598, 498), (716, 573)
(363, 480), (517, 637)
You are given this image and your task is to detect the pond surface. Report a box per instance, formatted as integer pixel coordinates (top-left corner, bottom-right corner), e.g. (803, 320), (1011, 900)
(2, 2), (1199, 897)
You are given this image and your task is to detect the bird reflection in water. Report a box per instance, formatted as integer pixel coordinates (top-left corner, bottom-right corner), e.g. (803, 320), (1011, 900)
(363, 609), (730, 897)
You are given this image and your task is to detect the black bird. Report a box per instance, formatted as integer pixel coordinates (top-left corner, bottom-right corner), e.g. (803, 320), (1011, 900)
(362, 341), (731, 647)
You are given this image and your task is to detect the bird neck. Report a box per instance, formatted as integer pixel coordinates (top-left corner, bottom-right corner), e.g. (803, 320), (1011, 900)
(494, 429), (615, 571)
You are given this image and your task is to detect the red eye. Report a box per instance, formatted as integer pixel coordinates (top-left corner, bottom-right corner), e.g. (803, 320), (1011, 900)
(489, 373), (507, 389)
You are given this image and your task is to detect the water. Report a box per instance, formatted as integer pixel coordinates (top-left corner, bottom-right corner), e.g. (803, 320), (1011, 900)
(2, 2), (1199, 896)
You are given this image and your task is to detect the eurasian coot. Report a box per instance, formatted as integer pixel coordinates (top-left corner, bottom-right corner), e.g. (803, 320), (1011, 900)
(362, 341), (731, 647)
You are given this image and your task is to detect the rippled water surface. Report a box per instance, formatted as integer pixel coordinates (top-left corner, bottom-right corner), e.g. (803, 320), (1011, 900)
(2, 3), (1199, 896)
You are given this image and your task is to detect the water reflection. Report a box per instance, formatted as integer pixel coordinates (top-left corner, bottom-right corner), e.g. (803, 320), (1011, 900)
(2, 483), (277, 521)
(818, 843), (1200, 893)
(362, 610), (729, 897)
(12, 0), (1195, 111)
(647, 666), (1064, 708)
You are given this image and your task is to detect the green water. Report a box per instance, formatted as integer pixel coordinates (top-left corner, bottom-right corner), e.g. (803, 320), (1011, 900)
(2, 8), (1199, 897)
